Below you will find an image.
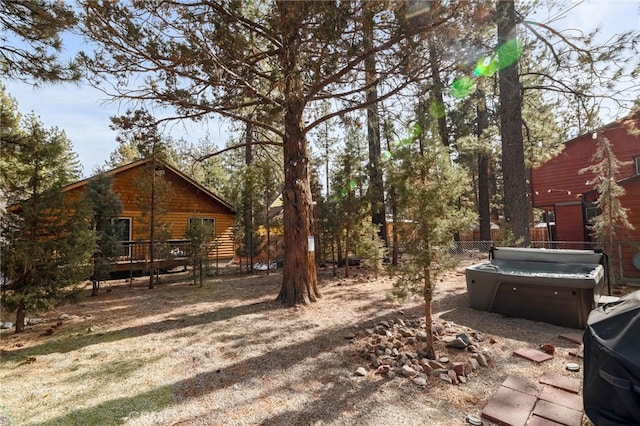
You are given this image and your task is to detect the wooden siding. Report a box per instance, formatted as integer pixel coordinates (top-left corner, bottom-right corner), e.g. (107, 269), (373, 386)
(532, 117), (640, 208)
(530, 116), (640, 279)
(554, 204), (584, 242)
(619, 178), (640, 278)
(65, 159), (236, 260)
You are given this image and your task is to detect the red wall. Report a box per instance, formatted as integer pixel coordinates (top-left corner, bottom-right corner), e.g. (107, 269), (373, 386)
(554, 204), (585, 242)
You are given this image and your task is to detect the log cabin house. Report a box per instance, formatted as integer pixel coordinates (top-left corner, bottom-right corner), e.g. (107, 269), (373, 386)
(64, 158), (236, 273)
(531, 113), (640, 279)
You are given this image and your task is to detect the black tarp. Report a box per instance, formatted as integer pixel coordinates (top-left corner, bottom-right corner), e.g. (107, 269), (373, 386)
(583, 290), (640, 425)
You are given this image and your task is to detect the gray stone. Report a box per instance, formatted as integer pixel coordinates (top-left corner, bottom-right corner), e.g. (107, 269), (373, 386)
(355, 367), (367, 376)
(440, 373), (453, 384)
(428, 360), (445, 370)
(432, 368), (449, 377)
(469, 358), (480, 371)
(402, 364), (417, 377)
(59, 313), (70, 320)
(414, 377), (428, 386)
(477, 353), (488, 367)
(445, 337), (468, 349)
(26, 318), (43, 325)
(1, 322), (13, 329)
(416, 331), (429, 341)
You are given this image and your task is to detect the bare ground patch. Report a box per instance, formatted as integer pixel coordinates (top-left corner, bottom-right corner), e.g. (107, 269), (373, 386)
(0, 262), (592, 425)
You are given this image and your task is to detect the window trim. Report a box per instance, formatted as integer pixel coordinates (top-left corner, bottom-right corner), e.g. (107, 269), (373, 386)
(117, 217), (132, 258)
(635, 156), (640, 175)
(188, 217), (216, 235)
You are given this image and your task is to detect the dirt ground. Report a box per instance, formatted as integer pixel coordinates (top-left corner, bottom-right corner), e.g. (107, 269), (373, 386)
(0, 259), (603, 425)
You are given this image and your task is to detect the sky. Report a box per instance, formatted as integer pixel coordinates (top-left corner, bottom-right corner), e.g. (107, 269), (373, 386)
(3, 1), (639, 177)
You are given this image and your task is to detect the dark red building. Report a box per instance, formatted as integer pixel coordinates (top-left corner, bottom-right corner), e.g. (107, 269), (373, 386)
(531, 113), (640, 279)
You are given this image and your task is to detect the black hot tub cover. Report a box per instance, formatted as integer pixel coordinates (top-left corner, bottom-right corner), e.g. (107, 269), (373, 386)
(583, 290), (640, 425)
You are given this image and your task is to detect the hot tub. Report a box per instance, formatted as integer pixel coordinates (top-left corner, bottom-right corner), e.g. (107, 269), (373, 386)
(465, 247), (606, 329)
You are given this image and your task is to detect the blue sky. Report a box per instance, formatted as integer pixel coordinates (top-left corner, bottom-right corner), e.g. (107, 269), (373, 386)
(3, 1), (639, 177)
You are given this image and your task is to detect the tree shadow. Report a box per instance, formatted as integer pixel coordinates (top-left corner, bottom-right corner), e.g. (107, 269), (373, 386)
(1, 299), (284, 362)
(435, 290), (584, 343)
(33, 307), (444, 426)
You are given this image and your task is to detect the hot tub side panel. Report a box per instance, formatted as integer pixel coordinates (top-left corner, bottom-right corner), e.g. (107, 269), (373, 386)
(491, 281), (593, 329)
(465, 263), (602, 329)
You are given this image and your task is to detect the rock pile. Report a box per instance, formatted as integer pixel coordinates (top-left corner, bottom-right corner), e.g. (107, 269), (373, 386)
(355, 316), (493, 386)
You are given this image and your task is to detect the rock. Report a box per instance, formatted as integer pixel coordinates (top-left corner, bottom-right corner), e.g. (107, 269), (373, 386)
(472, 332), (484, 342)
(59, 313), (70, 320)
(416, 331), (429, 341)
(1, 322), (13, 329)
(355, 367), (367, 376)
(477, 353), (488, 367)
(433, 368), (449, 377)
(399, 327), (414, 337)
(428, 360), (445, 370)
(456, 333), (472, 345)
(387, 371), (396, 379)
(376, 365), (391, 375)
(419, 359), (434, 375)
(374, 325), (387, 335)
(452, 362), (466, 376)
(469, 358), (480, 371)
(433, 323), (445, 335)
(414, 377), (428, 386)
(440, 373), (453, 384)
(402, 364), (417, 377)
(445, 337), (469, 349)
(406, 336), (417, 346)
(392, 339), (403, 349)
(448, 369), (458, 384)
(458, 376), (467, 384)
(26, 318), (43, 325)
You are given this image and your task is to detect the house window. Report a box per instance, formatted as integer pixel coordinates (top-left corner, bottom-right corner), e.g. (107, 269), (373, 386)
(635, 156), (640, 175)
(116, 218), (132, 257)
(188, 217), (215, 235)
(584, 206), (599, 225)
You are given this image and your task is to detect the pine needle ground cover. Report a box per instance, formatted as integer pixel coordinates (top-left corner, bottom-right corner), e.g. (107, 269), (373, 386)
(1, 262), (594, 425)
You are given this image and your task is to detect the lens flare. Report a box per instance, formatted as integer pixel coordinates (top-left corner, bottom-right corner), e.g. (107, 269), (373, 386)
(428, 100), (446, 118)
(451, 76), (475, 99)
(473, 56), (497, 77)
(495, 39), (523, 70)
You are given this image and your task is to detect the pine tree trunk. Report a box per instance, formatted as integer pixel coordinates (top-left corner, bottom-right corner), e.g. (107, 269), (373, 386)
(497, 0), (530, 246)
(15, 300), (26, 334)
(276, 1), (320, 305)
(364, 7), (387, 245)
(476, 90), (492, 242)
(422, 273), (435, 359)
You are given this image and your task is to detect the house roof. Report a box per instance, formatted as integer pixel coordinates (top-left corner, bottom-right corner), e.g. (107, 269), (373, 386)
(561, 110), (640, 148)
(63, 158), (235, 213)
(582, 173), (640, 197)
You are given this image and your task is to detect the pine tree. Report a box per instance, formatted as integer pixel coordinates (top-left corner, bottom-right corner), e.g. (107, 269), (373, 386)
(0, 107), (95, 333)
(1, 0), (80, 84)
(84, 173), (123, 296)
(580, 133), (634, 283)
(386, 124), (476, 359)
(110, 109), (172, 289)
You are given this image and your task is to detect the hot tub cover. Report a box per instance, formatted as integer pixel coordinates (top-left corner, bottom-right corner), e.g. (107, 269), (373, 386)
(583, 290), (640, 425)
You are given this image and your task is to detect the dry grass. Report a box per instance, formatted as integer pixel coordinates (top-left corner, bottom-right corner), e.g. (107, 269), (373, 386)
(0, 261), (593, 425)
